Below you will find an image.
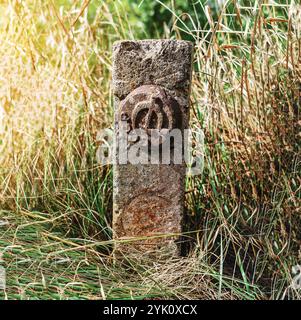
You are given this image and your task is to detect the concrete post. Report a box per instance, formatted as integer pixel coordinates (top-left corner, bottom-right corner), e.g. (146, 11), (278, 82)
(112, 40), (193, 256)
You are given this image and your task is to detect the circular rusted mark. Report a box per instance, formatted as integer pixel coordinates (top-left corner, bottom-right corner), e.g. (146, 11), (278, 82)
(118, 85), (181, 142)
(121, 194), (170, 237)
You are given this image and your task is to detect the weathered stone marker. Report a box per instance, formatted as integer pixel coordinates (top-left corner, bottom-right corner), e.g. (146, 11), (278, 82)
(112, 40), (193, 256)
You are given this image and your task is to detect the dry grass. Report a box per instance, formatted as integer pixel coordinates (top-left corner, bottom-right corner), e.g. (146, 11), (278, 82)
(0, 0), (300, 299)
(186, 1), (301, 299)
(1, 209), (249, 300)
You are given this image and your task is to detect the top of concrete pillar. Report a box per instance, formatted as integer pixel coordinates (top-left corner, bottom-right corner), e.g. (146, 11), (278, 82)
(112, 39), (193, 99)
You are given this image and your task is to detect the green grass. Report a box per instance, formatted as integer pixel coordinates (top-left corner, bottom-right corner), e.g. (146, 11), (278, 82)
(1, 210), (260, 300)
(0, 0), (300, 300)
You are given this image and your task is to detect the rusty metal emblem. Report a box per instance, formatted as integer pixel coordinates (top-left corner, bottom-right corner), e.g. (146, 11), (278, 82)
(118, 85), (181, 144)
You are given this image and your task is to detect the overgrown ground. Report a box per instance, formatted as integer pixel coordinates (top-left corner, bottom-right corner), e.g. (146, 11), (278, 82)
(0, 0), (300, 300)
